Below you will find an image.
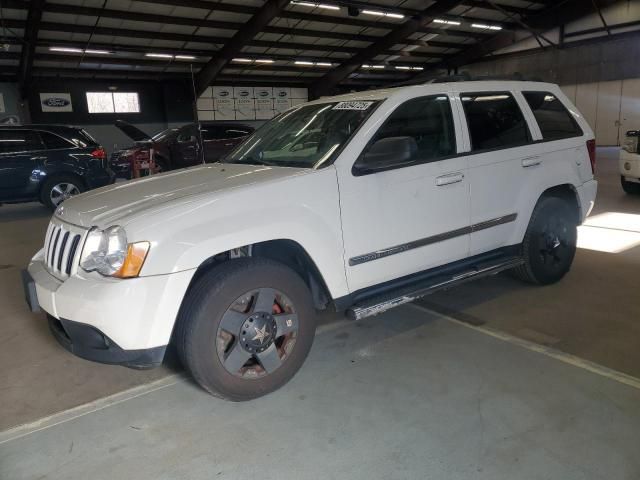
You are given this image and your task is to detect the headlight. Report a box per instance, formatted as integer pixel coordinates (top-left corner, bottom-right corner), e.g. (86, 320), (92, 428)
(80, 226), (150, 278)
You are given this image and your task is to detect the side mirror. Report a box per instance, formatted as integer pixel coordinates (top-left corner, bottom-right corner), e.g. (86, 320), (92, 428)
(354, 136), (418, 174)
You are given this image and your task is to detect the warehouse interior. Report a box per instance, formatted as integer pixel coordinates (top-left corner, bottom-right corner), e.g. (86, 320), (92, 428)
(1, 1), (640, 479)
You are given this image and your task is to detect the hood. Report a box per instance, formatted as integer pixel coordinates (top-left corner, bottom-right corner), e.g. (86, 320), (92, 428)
(115, 120), (152, 142)
(55, 163), (309, 228)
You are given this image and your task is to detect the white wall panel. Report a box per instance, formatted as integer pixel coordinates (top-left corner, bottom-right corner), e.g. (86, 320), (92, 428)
(595, 80), (622, 146)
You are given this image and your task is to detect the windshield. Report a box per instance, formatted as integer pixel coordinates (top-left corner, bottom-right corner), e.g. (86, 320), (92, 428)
(223, 101), (379, 168)
(152, 127), (179, 142)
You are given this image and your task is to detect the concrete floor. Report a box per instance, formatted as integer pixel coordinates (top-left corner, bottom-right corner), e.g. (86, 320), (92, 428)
(1, 148), (639, 478)
(2, 306), (639, 480)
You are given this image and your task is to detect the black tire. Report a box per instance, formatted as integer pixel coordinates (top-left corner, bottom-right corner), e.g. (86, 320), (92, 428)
(621, 176), (640, 194)
(512, 196), (578, 285)
(40, 175), (84, 210)
(174, 258), (317, 401)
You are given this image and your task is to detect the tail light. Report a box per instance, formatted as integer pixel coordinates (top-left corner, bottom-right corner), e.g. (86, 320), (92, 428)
(91, 147), (106, 160)
(586, 139), (596, 174)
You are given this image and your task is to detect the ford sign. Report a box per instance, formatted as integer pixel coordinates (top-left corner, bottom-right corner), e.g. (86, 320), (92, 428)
(259, 91), (269, 97)
(42, 97), (71, 108)
(278, 92), (287, 97)
(219, 91), (230, 97)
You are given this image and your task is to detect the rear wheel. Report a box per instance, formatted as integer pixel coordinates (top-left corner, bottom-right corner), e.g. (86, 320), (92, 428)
(40, 175), (83, 210)
(175, 258), (316, 401)
(512, 196), (578, 285)
(621, 176), (640, 194)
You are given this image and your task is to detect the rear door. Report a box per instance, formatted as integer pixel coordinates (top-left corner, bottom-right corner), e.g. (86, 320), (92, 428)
(0, 129), (46, 200)
(201, 125), (253, 162)
(455, 89), (539, 256)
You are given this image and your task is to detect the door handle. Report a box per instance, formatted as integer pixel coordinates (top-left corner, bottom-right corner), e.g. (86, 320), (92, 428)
(521, 156), (541, 168)
(435, 172), (464, 186)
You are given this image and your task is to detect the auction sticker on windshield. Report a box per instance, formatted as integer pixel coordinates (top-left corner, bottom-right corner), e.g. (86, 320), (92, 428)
(332, 101), (374, 110)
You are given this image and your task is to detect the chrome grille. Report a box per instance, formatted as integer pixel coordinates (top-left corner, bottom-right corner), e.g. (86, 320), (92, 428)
(43, 219), (86, 280)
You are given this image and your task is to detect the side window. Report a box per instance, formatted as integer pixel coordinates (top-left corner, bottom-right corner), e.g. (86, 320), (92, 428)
(200, 127), (223, 141)
(177, 125), (197, 142)
(224, 127), (252, 139)
(0, 130), (44, 154)
(362, 95), (456, 169)
(39, 131), (73, 150)
(461, 92), (530, 151)
(522, 91), (583, 140)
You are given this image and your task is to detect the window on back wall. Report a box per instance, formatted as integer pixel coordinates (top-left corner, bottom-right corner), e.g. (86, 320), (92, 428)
(86, 92), (140, 114)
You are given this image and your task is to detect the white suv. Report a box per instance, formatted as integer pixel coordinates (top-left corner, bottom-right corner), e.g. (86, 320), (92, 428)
(23, 81), (597, 400)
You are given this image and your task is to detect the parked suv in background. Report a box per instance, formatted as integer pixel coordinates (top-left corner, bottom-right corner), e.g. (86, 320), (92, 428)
(0, 125), (113, 210)
(110, 121), (254, 177)
(24, 81), (597, 401)
(620, 130), (640, 194)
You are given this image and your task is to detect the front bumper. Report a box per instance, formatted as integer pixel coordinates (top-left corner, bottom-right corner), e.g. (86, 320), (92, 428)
(620, 150), (640, 182)
(25, 250), (195, 368)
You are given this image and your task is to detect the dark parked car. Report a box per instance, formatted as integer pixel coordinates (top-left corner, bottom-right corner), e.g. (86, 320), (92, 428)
(110, 121), (254, 178)
(0, 125), (114, 210)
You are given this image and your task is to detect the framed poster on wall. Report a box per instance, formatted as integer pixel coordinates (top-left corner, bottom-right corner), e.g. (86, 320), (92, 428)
(40, 93), (73, 112)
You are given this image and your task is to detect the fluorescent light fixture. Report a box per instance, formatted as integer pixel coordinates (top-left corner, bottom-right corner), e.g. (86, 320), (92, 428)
(362, 9), (404, 19)
(471, 23), (502, 30)
(145, 53), (173, 58)
(232, 58), (253, 63)
(255, 59), (274, 63)
(362, 64), (385, 69)
(49, 47), (83, 53)
(290, 1), (340, 10)
(84, 49), (111, 55)
(294, 60), (331, 67)
(395, 65), (423, 71)
(175, 55), (196, 60)
(433, 18), (461, 26)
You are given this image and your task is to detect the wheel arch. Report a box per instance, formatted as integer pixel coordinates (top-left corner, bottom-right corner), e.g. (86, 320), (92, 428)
(187, 239), (334, 310)
(540, 183), (581, 224)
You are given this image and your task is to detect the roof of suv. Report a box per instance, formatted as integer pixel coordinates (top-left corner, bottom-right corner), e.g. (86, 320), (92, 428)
(2, 124), (86, 134)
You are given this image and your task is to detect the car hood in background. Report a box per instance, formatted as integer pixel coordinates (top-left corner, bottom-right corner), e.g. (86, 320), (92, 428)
(55, 163), (310, 228)
(115, 120), (152, 142)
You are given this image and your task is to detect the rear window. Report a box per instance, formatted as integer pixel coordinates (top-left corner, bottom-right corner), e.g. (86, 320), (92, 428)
(39, 131), (73, 150)
(461, 92), (531, 151)
(522, 91), (583, 140)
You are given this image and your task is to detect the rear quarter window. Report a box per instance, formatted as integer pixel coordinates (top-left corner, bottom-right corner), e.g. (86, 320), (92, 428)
(522, 91), (583, 141)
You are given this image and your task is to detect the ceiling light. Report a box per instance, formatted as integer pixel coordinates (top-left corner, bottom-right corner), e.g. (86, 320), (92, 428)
(255, 59), (274, 63)
(362, 64), (385, 69)
(395, 65), (424, 71)
(49, 47), (83, 53)
(471, 23), (502, 30)
(175, 55), (196, 60)
(433, 19), (461, 26)
(294, 60), (332, 67)
(362, 9), (404, 19)
(316, 62), (332, 67)
(84, 49), (111, 55)
(295, 61), (314, 66)
(145, 53), (173, 58)
(232, 58), (253, 63)
(290, 1), (340, 10)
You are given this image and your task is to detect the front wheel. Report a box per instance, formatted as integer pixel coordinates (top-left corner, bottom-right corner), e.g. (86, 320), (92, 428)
(621, 176), (640, 194)
(512, 196), (578, 285)
(175, 258), (317, 401)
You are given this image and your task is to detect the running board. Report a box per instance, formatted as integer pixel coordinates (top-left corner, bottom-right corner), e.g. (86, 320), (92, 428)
(346, 256), (524, 321)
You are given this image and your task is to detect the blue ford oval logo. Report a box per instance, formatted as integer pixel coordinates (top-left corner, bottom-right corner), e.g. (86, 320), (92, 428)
(278, 92), (287, 97)
(239, 90), (250, 97)
(259, 91), (269, 97)
(219, 91), (229, 97)
(43, 97), (70, 107)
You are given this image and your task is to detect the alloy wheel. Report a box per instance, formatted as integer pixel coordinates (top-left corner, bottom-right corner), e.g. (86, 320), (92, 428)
(50, 183), (80, 207)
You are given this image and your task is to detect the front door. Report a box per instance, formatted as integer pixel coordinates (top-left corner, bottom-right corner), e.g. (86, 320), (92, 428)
(0, 129), (45, 201)
(337, 94), (470, 292)
(172, 125), (200, 168)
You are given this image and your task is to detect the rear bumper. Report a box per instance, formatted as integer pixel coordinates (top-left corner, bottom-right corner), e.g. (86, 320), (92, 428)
(577, 179), (597, 221)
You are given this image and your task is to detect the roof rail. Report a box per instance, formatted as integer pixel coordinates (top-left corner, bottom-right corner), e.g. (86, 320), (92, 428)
(429, 72), (544, 83)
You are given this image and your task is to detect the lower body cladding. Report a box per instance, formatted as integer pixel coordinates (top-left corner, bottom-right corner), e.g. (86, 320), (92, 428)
(24, 249), (195, 368)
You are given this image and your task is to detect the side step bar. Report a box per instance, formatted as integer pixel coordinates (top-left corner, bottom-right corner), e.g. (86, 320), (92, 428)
(346, 256), (524, 321)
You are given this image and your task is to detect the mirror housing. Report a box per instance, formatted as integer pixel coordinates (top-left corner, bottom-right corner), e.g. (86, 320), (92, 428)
(354, 136), (418, 174)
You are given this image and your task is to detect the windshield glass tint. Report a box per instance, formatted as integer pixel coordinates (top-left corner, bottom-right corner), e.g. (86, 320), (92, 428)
(223, 101), (378, 168)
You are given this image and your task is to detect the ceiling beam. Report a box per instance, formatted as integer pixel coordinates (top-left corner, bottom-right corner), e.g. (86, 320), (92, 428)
(17, 0), (45, 98)
(310, 0), (464, 97)
(194, 0), (289, 95)
(432, 0), (620, 71)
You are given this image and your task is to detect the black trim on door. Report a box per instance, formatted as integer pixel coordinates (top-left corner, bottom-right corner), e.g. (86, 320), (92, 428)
(348, 213), (517, 266)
